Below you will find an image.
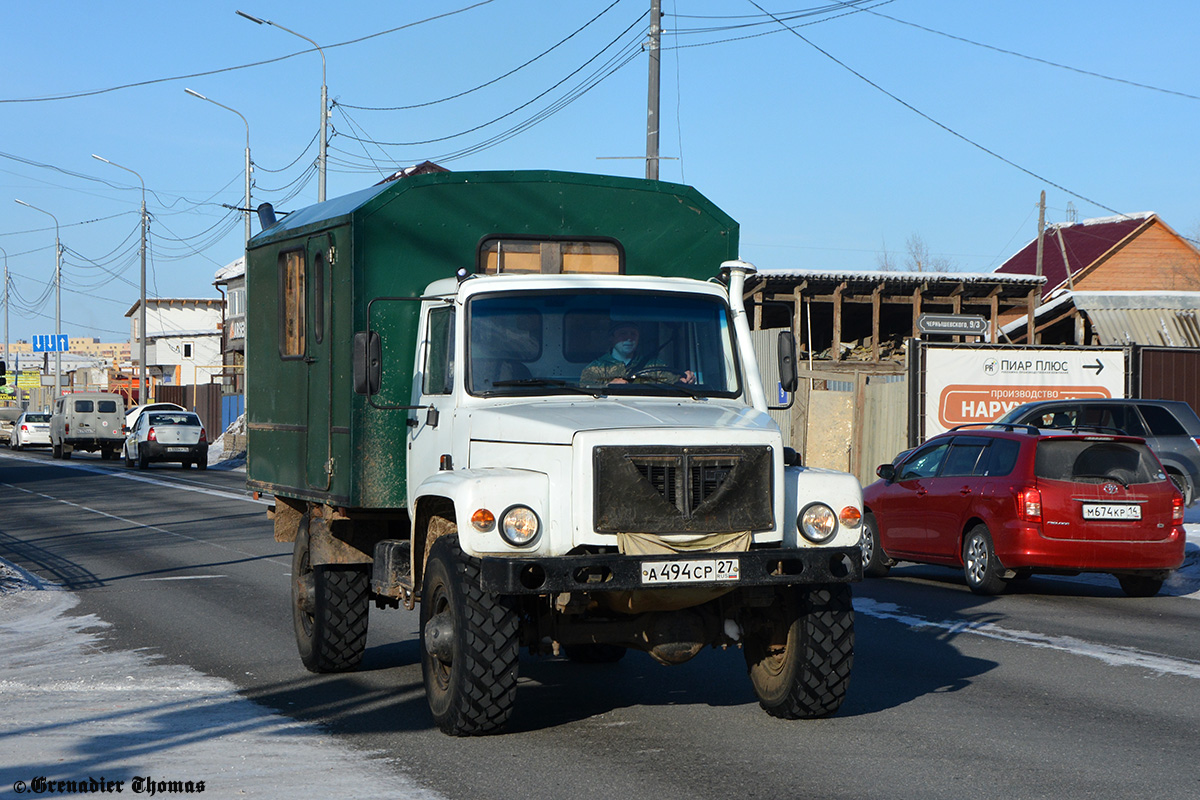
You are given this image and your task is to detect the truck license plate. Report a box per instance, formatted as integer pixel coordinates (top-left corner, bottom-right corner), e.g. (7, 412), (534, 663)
(641, 558), (739, 584)
(1081, 503), (1141, 520)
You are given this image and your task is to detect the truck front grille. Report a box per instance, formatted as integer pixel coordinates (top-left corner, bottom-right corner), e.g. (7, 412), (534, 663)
(594, 445), (774, 534)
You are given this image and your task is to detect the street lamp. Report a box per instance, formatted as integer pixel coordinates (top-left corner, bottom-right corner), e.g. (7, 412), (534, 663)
(237, 9), (327, 203)
(184, 88), (253, 243)
(14, 199), (62, 399)
(92, 154), (149, 405)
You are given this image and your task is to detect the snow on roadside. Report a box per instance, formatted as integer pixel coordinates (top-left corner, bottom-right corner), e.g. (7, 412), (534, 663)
(0, 560), (441, 799)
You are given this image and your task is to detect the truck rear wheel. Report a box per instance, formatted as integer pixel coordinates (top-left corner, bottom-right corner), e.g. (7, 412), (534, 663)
(744, 584), (854, 719)
(421, 533), (519, 735)
(292, 518), (370, 673)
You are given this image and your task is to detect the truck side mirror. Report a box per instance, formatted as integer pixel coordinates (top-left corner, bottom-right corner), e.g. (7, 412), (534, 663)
(353, 331), (381, 395)
(777, 331), (798, 393)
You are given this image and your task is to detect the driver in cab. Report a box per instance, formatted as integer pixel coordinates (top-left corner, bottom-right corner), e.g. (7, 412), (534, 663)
(580, 322), (696, 388)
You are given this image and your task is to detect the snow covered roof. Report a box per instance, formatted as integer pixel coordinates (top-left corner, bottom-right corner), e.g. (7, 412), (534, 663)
(213, 255), (245, 284)
(757, 267), (1044, 285)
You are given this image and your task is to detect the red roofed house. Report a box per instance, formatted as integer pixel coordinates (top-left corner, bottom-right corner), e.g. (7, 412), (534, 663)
(995, 212), (1200, 345)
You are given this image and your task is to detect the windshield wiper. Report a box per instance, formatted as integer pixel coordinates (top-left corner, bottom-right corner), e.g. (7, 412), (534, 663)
(489, 378), (605, 398)
(613, 379), (707, 400)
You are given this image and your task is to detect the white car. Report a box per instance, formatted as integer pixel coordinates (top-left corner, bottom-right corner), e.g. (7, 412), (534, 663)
(9, 411), (52, 450)
(123, 410), (209, 469)
(125, 402), (185, 431)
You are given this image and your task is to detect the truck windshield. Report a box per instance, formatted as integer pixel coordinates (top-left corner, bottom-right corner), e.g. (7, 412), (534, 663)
(466, 290), (741, 398)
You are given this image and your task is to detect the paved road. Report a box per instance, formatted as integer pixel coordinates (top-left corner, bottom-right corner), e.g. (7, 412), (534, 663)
(2, 447), (1198, 800)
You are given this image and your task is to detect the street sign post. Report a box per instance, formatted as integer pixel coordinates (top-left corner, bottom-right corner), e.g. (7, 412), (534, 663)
(917, 313), (987, 336)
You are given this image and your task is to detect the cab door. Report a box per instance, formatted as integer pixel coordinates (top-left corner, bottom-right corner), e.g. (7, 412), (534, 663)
(305, 235), (333, 490)
(406, 302), (457, 508)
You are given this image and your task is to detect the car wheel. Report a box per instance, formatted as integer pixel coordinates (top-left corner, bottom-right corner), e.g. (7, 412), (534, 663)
(12, 435), (21, 452)
(744, 584), (854, 719)
(1116, 573), (1165, 597)
(963, 524), (1006, 595)
(861, 513), (892, 578)
(421, 532), (520, 736)
(1166, 470), (1192, 507)
(292, 515), (370, 674)
(123, 444), (133, 468)
(137, 447), (148, 470)
(197, 459), (208, 471)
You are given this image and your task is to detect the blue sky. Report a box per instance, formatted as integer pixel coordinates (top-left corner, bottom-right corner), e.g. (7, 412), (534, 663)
(3, 0), (1199, 344)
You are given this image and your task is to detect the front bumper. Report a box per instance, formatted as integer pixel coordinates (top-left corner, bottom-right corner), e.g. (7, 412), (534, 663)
(479, 545), (862, 595)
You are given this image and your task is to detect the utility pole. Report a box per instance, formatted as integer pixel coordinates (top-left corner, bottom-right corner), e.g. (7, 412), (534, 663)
(237, 10), (327, 202)
(2, 246), (8, 374)
(93, 155), (149, 404)
(15, 200), (61, 399)
(1034, 190), (1046, 304)
(645, 0), (661, 180)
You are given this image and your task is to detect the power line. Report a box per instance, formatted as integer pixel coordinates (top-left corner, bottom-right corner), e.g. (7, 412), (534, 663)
(744, 0), (1124, 217)
(339, 0), (627, 112)
(0, 1), (501, 104)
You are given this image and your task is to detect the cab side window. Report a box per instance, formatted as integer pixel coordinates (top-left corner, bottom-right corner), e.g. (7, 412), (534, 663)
(423, 307), (454, 395)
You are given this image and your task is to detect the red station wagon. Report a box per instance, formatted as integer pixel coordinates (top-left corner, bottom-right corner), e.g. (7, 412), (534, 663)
(861, 424), (1186, 597)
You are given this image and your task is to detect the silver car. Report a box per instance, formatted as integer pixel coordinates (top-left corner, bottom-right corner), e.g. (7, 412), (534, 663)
(9, 411), (52, 450)
(123, 410), (209, 469)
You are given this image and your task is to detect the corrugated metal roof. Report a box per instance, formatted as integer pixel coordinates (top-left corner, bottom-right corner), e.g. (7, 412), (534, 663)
(1000, 290), (1200, 346)
(1073, 291), (1200, 347)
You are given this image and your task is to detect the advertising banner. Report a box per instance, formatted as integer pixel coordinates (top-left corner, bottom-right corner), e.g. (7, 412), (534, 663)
(924, 346), (1126, 437)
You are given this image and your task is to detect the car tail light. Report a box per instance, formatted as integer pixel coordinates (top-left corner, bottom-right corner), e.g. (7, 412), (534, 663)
(1017, 487), (1042, 522)
(1173, 494), (1184, 522)
(20, 424), (28, 433)
(199, 428), (207, 443)
(148, 427), (157, 442)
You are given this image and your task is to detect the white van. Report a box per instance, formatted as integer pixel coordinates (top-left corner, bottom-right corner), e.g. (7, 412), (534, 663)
(50, 392), (126, 459)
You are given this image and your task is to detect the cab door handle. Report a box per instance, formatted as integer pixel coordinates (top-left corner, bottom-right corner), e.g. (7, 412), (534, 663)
(959, 486), (972, 496)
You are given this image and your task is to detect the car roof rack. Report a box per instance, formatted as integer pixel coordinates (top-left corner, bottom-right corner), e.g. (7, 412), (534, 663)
(946, 422), (1040, 435)
(1039, 424), (1130, 437)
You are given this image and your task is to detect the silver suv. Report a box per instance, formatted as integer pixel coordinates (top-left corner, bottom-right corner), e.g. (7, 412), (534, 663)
(997, 398), (1200, 505)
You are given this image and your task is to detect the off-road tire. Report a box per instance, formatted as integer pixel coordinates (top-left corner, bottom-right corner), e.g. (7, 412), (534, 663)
(421, 533), (519, 736)
(963, 524), (1006, 596)
(861, 513), (891, 578)
(564, 643), (628, 663)
(1116, 573), (1165, 597)
(292, 516), (370, 673)
(51, 441), (61, 458)
(744, 584), (854, 719)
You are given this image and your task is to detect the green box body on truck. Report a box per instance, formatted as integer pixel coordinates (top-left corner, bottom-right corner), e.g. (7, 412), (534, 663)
(245, 170), (863, 735)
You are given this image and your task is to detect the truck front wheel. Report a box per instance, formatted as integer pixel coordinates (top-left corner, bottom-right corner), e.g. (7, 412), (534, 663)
(292, 518), (370, 673)
(744, 584), (854, 719)
(421, 533), (519, 735)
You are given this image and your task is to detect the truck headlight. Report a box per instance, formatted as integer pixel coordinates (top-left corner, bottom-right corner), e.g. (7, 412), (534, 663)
(799, 503), (837, 544)
(501, 505), (540, 546)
